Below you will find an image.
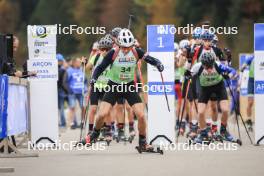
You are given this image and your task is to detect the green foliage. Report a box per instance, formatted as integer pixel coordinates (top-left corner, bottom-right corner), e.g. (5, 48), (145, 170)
(2, 0), (264, 68)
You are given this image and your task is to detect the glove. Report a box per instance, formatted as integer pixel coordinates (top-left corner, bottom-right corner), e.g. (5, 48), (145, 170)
(222, 72), (230, 80)
(90, 78), (96, 86)
(157, 63), (164, 72)
(184, 70), (192, 80)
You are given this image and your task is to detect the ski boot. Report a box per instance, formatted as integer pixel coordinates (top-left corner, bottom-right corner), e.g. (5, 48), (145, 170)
(220, 125), (242, 146)
(104, 125), (112, 146)
(116, 128), (126, 143)
(245, 119), (253, 132)
(128, 127), (136, 143)
(211, 125), (223, 142)
(80, 130), (100, 146)
(186, 123), (198, 140)
(135, 135), (163, 154)
(192, 128), (212, 145)
(179, 121), (186, 136)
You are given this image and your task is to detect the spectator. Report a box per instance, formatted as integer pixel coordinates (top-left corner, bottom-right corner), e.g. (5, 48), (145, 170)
(63, 58), (87, 129)
(57, 53), (67, 127)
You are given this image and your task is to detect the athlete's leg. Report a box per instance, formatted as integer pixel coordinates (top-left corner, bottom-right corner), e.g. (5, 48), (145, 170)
(131, 103), (146, 136)
(94, 102), (112, 130)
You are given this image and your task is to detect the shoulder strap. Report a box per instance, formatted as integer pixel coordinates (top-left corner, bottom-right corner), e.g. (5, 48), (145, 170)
(197, 65), (204, 76)
(112, 47), (120, 61)
(192, 45), (202, 64)
(214, 62), (222, 74)
(93, 53), (101, 66)
(131, 47), (139, 61)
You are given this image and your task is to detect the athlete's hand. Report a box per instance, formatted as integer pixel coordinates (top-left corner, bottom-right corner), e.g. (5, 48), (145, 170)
(184, 70), (192, 80)
(90, 79), (96, 86)
(222, 72), (230, 80)
(157, 63), (164, 72)
(81, 56), (88, 65)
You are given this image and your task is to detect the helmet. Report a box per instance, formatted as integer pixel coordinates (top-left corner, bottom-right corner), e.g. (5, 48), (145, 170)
(56, 53), (64, 61)
(92, 41), (99, 50)
(104, 34), (112, 40)
(117, 28), (135, 47)
(213, 34), (218, 42)
(201, 29), (214, 41)
(99, 36), (113, 49)
(174, 42), (179, 52)
(110, 27), (122, 38)
(201, 52), (215, 68)
(192, 27), (203, 39)
(179, 39), (190, 49)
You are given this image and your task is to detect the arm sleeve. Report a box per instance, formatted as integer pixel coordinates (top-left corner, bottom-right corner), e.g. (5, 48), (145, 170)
(92, 49), (115, 80)
(136, 48), (162, 66)
(216, 61), (236, 75)
(191, 63), (202, 76)
(62, 71), (70, 94)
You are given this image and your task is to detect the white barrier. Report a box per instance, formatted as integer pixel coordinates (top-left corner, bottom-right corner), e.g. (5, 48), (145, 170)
(147, 25), (175, 146)
(27, 25), (58, 145)
(254, 23), (264, 145)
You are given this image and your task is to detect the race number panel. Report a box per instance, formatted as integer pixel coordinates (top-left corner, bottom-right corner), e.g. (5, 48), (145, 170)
(254, 23), (264, 145)
(147, 25), (175, 146)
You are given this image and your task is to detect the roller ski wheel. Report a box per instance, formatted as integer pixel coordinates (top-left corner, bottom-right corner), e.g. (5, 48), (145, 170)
(192, 129), (212, 145)
(220, 126), (240, 145)
(135, 146), (163, 155)
(236, 139), (242, 146)
(128, 135), (135, 143)
(105, 136), (112, 146)
(128, 130), (136, 143)
(212, 132), (223, 143)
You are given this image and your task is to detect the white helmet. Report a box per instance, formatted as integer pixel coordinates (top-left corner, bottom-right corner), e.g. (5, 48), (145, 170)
(213, 34), (218, 42)
(179, 39), (190, 49)
(117, 28), (135, 47)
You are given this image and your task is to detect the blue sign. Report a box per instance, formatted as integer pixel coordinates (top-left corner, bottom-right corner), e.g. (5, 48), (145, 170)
(0, 75), (8, 138)
(147, 25), (174, 52)
(255, 81), (264, 94)
(239, 54), (251, 96)
(148, 82), (175, 95)
(254, 24), (264, 51)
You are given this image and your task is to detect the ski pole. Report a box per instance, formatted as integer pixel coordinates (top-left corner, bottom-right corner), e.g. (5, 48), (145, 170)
(176, 79), (191, 143)
(225, 78), (253, 144)
(160, 72), (170, 112)
(79, 85), (91, 142)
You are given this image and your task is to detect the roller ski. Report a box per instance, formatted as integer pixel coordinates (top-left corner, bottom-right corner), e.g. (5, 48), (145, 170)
(76, 130), (100, 147)
(115, 128), (128, 143)
(128, 129), (136, 143)
(220, 125), (242, 146)
(104, 126), (113, 146)
(104, 135), (112, 146)
(97, 126), (107, 142)
(178, 121), (186, 136)
(190, 129), (212, 145)
(135, 136), (163, 155)
(245, 119), (253, 132)
(186, 123), (198, 140)
(211, 125), (223, 143)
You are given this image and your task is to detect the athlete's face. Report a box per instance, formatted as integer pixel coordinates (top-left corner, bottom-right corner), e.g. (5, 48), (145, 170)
(203, 40), (212, 48)
(120, 46), (133, 54)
